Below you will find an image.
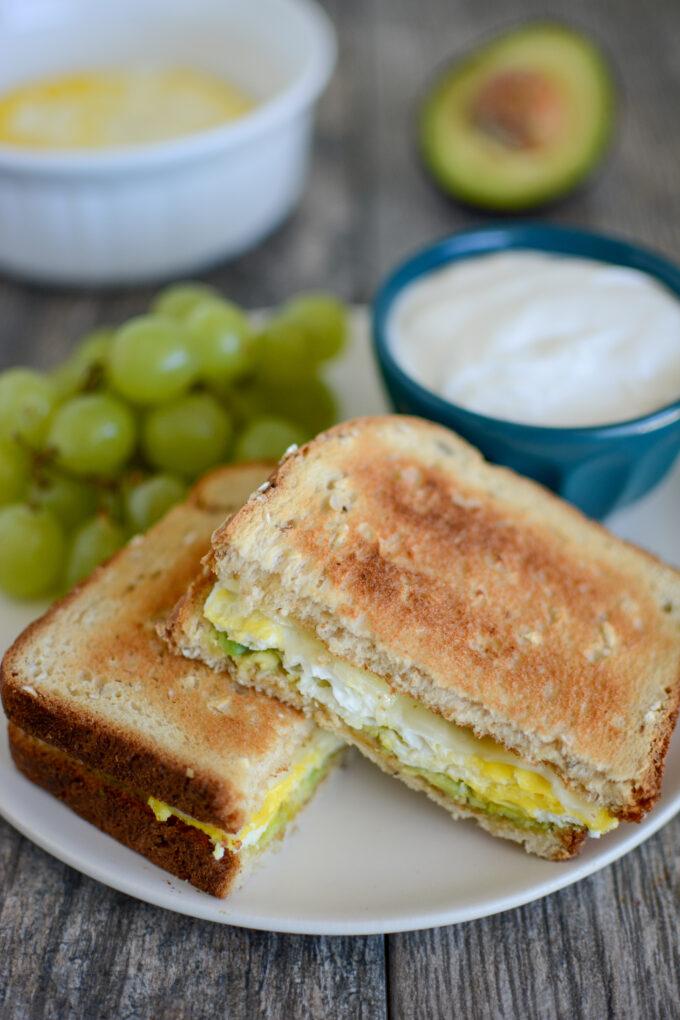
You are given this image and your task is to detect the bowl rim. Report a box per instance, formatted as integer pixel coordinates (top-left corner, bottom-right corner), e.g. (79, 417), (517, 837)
(0, 0), (336, 175)
(372, 222), (680, 439)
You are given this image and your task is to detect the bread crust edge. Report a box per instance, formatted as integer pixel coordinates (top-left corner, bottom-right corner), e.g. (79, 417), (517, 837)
(8, 723), (241, 898)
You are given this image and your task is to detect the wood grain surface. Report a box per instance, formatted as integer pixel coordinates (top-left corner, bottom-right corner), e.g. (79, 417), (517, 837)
(1, 1), (679, 1017)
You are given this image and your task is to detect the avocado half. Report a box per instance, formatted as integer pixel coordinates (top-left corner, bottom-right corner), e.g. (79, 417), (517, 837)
(420, 23), (615, 211)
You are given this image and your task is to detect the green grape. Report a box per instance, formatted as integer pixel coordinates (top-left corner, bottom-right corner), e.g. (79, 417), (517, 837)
(234, 416), (306, 463)
(187, 300), (253, 386)
(142, 394), (232, 478)
(281, 293), (348, 361)
(51, 362), (83, 404)
(0, 369), (55, 446)
(0, 439), (29, 505)
(108, 314), (197, 406)
(28, 469), (97, 529)
(51, 330), (113, 402)
(253, 319), (317, 386)
(48, 393), (136, 477)
(65, 514), (125, 589)
(76, 329), (114, 362)
(125, 474), (186, 532)
(0, 503), (65, 599)
(153, 282), (219, 322)
(258, 378), (338, 435)
(73, 330), (113, 374)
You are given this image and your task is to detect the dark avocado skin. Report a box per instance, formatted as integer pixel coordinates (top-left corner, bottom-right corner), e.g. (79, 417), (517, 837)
(420, 22), (616, 212)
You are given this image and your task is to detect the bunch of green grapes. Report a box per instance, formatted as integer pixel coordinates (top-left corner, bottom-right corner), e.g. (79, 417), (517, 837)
(0, 286), (348, 600)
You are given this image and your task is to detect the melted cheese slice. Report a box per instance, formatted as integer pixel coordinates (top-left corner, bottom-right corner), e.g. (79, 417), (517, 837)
(204, 585), (617, 836)
(148, 730), (340, 859)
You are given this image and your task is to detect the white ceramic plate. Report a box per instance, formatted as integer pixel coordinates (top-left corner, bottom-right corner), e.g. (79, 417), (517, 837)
(1, 311), (679, 935)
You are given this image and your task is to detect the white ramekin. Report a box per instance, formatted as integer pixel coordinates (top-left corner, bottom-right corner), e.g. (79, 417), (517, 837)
(0, 0), (336, 286)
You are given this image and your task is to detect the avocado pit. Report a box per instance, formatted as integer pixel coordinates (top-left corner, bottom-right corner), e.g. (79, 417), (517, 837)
(470, 69), (564, 150)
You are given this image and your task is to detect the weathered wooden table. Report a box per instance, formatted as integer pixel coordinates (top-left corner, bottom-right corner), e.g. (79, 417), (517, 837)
(2, 1), (679, 1017)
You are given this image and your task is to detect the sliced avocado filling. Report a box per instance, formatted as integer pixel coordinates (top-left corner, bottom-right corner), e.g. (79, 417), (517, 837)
(368, 727), (554, 833)
(408, 766), (551, 831)
(215, 632), (250, 657)
(251, 757), (337, 855)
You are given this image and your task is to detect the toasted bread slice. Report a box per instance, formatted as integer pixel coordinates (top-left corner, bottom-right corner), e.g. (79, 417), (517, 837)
(8, 723), (239, 896)
(2, 463), (342, 896)
(167, 417), (680, 848)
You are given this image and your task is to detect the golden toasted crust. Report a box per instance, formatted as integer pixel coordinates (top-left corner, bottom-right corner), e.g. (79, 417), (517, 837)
(9, 723), (241, 897)
(1, 463), (318, 833)
(209, 417), (680, 815)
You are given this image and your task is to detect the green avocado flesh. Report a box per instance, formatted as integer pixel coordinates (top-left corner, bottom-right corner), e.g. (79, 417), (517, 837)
(211, 625), (556, 836)
(420, 22), (615, 210)
(216, 633), (249, 657)
(251, 755), (339, 857)
(368, 727), (552, 833)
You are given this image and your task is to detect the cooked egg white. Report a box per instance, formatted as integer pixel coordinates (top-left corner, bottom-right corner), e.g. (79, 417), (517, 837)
(148, 730), (341, 860)
(0, 68), (254, 150)
(204, 585), (618, 836)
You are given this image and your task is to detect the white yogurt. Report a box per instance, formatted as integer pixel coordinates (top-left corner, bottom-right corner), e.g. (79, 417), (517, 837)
(388, 251), (680, 427)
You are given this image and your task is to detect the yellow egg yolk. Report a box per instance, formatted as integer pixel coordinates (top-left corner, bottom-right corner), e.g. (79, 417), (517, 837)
(147, 732), (339, 859)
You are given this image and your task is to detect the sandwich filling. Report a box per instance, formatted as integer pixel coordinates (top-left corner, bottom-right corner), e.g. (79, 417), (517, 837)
(148, 730), (341, 860)
(204, 585), (618, 837)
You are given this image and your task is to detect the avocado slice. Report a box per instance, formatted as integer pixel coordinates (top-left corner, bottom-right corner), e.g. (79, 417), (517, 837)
(420, 23), (615, 210)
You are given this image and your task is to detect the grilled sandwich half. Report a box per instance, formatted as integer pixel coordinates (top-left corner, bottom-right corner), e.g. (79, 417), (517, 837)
(166, 417), (680, 860)
(1, 464), (342, 897)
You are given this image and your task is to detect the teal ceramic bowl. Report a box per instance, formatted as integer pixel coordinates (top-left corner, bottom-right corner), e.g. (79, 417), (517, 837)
(372, 224), (680, 519)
